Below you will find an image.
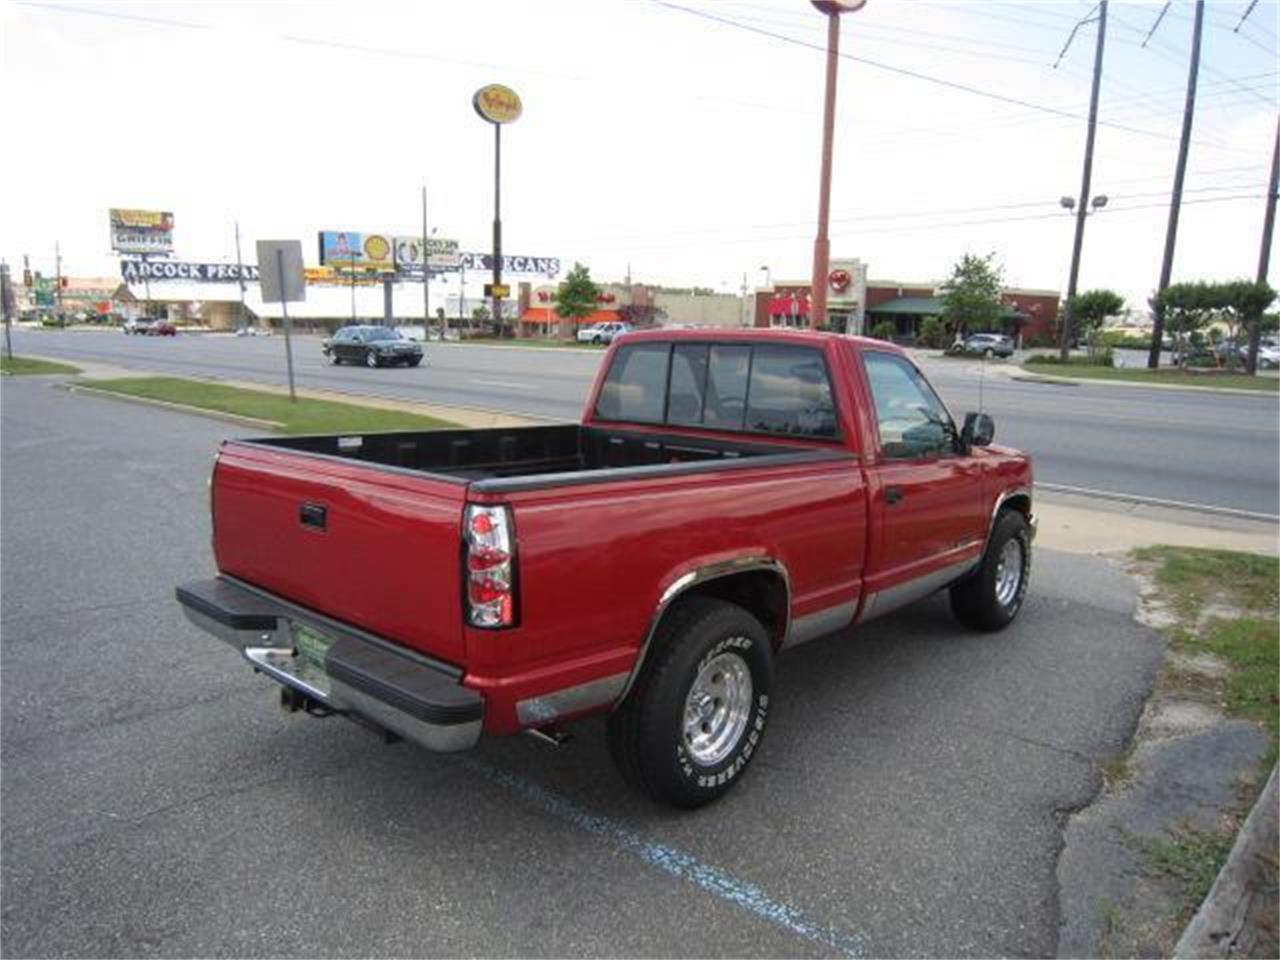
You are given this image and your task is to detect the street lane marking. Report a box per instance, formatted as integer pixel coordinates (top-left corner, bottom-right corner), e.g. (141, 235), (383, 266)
(461, 759), (866, 958)
(471, 378), (535, 390)
(1037, 483), (1280, 523)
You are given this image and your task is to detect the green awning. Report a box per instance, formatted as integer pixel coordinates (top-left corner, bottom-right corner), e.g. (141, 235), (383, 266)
(868, 296), (1025, 320)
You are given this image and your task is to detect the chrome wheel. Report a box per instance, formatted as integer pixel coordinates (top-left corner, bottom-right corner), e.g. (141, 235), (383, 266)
(995, 538), (1024, 608)
(365, 349), (378, 368)
(682, 650), (752, 767)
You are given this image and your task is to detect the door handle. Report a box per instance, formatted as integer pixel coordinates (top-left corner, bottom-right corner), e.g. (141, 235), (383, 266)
(885, 486), (904, 506)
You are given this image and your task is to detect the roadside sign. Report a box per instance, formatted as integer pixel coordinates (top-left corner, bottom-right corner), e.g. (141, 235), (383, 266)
(484, 282), (510, 299)
(256, 241), (305, 303)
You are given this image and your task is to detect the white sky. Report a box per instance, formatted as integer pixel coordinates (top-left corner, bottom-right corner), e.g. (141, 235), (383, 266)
(2, 0), (1276, 312)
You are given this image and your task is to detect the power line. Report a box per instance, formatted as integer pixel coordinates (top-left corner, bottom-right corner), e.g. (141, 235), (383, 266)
(652, 0), (1254, 152)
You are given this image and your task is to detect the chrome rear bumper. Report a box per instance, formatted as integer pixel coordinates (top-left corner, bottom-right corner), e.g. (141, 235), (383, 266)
(176, 577), (482, 752)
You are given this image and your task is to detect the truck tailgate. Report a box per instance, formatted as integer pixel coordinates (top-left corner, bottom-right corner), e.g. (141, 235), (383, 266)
(211, 441), (468, 665)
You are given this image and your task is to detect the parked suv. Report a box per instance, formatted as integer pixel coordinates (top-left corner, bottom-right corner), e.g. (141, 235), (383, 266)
(948, 333), (1014, 358)
(577, 321), (632, 345)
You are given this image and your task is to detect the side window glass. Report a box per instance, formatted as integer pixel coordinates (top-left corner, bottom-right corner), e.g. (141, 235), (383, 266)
(703, 345), (750, 430)
(746, 346), (839, 439)
(667, 344), (709, 425)
(861, 352), (954, 459)
(594, 343), (670, 423)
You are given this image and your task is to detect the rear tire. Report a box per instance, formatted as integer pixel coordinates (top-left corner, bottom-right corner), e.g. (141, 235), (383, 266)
(950, 509), (1031, 631)
(607, 597), (773, 808)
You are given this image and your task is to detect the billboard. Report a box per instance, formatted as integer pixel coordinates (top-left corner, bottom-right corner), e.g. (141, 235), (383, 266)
(395, 236), (462, 272)
(109, 209), (174, 254)
(121, 260), (258, 283)
(318, 231), (395, 272)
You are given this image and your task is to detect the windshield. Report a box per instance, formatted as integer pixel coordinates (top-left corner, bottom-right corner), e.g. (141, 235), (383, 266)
(365, 328), (399, 341)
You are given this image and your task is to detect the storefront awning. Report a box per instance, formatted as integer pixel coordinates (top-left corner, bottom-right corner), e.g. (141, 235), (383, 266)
(769, 294), (810, 317)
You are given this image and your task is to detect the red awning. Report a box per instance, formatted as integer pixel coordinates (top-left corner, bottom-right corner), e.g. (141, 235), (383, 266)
(521, 308), (621, 325)
(769, 295), (810, 317)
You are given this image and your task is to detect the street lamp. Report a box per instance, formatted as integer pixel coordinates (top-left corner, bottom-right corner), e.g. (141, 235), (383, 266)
(809, 0), (867, 331)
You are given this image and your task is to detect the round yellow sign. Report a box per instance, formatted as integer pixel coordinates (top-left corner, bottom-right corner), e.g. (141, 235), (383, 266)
(473, 84), (523, 125)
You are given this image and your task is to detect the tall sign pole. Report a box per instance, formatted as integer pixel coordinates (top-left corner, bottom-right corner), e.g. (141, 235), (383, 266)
(809, 1), (865, 331)
(234, 221), (247, 333)
(54, 241), (65, 325)
(1, 262), (14, 360)
(1148, 0), (1204, 369)
(473, 84), (522, 338)
(1060, 0), (1108, 361)
(422, 186), (432, 340)
(255, 241), (305, 403)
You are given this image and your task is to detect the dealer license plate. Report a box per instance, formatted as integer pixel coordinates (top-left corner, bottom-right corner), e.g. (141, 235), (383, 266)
(290, 622), (334, 697)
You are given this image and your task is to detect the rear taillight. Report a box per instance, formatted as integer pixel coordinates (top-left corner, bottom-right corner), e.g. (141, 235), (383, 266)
(464, 505), (516, 628)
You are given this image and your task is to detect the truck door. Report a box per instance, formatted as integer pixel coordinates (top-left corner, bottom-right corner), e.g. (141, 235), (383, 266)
(856, 350), (987, 617)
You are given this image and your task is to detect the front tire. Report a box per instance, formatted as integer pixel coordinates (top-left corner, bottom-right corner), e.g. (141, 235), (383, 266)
(328, 352), (340, 365)
(983, 348), (994, 359)
(365, 349), (379, 368)
(407, 357), (422, 367)
(950, 509), (1031, 631)
(607, 597), (773, 808)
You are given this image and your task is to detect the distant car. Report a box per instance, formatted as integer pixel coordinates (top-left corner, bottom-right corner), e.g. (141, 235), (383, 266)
(1257, 344), (1280, 369)
(577, 321), (632, 345)
(322, 325), (423, 368)
(948, 333), (1014, 358)
(148, 320), (176, 336)
(123, 317), (154, 335)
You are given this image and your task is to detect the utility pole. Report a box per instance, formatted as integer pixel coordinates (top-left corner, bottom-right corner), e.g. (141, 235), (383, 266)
(350, 250), (357, 324)
(1060, 1), (1108, 361)
(55, 241), (64, 326)
(2, 262), (14, 360)
(1148, 0), (1204, 369)
(1246, 114), (1279, 375)
(234, 221), (247, 333)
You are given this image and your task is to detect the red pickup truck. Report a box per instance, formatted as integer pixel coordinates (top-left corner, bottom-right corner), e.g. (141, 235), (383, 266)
(177, 330), (1034, 807)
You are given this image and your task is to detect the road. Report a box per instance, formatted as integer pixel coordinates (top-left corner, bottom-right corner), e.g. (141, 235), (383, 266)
(11, 328), (1280, 517)
(1, 376), (1165, 957)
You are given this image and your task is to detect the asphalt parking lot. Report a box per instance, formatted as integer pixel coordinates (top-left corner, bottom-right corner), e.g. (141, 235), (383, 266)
(1, 377), (1167, 958)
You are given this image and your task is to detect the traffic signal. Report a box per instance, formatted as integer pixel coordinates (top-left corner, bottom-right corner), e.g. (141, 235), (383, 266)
(59, 276), (69, 289)
(23, 270), (32, 287)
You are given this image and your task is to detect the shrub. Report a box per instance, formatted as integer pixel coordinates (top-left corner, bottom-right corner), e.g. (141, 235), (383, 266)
(1025, 349), (1114, 368)
(918, 316), (948, 348)
(870, 320), (896, 342)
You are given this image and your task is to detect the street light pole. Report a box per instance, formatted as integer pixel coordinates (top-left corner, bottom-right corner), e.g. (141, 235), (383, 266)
(809, 2), (866, 331)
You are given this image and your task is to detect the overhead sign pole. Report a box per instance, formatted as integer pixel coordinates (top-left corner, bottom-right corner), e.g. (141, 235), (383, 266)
(256, 240), (306, 402)
(473, 84), (522, 337)
(808, 1), (866, 331)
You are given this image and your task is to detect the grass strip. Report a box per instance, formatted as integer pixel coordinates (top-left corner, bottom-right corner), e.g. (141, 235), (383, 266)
(1133, 545), (1279, 760)
(1020, 363), (1279, 392)
(85, 377), (459, 434)
(1, 355), (81, 376)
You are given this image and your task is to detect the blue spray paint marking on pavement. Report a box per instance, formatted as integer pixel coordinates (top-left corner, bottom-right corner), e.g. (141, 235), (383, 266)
(460, 758), (866, 958)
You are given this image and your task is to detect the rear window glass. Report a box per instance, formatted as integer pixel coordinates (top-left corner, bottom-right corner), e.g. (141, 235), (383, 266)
(667, 344), (709, 425)
(746, 346), (838, 439)
(703, 345), (750, 430)
(594, 343), (670, 423)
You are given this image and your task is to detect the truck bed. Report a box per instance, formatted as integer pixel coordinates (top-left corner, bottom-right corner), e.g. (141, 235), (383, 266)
(243, 424), (841, 492)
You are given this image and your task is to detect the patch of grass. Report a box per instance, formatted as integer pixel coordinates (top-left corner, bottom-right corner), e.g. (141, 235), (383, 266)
(1132, 546), (1280, 770)
(85, 377), (459, 434)
(1, 355), (81, 376)
(1133, 546), (1279, 622)
(1132, 824), (1236, 910)
(1021, 363), (1279, 391)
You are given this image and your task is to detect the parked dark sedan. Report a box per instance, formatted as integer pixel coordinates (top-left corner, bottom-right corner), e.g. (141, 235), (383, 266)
(322, 325), (423, 368)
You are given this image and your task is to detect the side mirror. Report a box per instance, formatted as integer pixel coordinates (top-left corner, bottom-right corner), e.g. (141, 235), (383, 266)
(961, 412), (995, 449)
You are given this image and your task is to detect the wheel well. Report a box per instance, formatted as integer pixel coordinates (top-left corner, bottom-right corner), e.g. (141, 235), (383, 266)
(672, 570), (789, 649)
(1000, 493), (1032, 520)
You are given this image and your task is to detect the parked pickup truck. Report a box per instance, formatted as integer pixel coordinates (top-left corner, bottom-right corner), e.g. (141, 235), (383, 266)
(177, 330), (1034, 807)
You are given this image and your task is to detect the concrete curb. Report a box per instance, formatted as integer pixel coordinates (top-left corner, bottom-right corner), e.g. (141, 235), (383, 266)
(1174, 765), (1279, 958)
(1014, 367), (1280, 398)
(62, 383), (282, 431)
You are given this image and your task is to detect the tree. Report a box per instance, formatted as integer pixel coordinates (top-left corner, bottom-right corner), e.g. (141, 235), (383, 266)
(1155, 280), (1276, 371)
(554, 262), (602, 327)
(939, 253), (1004, 341)
(1067, 289), (1125, 358)
(918, 316), (948, 348)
